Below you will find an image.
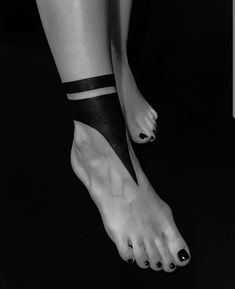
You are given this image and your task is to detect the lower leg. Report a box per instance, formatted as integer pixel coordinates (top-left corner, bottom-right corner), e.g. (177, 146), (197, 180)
(36, 0), (138, 183)
(110, 0), (158, 143)
(36, 0), (191, 272)
(110, 0), (132, 58)
(36, 0), (115, 99)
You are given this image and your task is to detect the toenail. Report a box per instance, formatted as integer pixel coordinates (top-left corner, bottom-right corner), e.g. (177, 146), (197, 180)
(144, 261), (149, 266)
(139, 133), (148, 139)
(169, 263), (176, 269)
(153, 128), (157, 134)
(150, 136), (155, 142)
(127, 259), (134, 264)
(156, 262), (162, 268)
(177, 249), (190, 262)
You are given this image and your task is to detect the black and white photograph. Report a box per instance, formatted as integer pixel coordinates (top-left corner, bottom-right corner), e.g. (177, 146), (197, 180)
(1, 1), (234, 288)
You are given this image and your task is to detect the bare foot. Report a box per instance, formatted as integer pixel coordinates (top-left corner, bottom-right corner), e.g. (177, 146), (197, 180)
(71, 120), (191, 272)
(112, 51), (158, 144)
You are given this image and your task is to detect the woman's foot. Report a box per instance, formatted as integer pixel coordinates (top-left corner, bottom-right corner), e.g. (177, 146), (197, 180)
(71, 120), (191, 272)
(112, 51), (158, 144)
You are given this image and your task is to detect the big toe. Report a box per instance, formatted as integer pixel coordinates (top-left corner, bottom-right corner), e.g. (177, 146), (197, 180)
(165, 223), (191, 266)
(168, 235), (191, 267)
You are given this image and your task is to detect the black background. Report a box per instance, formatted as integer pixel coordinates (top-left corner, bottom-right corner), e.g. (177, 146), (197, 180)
(1, 1), (234, 289)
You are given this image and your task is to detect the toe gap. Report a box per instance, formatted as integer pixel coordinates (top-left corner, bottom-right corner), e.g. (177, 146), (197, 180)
(128, 239), (133, 248)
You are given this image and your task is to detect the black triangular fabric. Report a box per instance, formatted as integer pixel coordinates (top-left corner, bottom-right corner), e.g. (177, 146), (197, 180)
(69, 93), (138, 185)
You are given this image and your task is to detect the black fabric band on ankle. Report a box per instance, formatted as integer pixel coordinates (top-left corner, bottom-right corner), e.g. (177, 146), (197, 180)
(69, 93), (138, 185)
(62, 74), (116, 94)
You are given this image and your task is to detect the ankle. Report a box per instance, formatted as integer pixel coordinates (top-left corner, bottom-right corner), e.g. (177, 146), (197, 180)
(73, 121), (92, 147)
(72, 121), (112, 177)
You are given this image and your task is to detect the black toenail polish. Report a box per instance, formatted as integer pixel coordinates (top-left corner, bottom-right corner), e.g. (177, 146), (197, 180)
(156, 262), (162, 268)
(150, 136), (155, 141)
(178, 249), (190, 262)
(127, 259), (134, 264)
(139, 133), (148, 139)
(169, 263), (175, 269)
(144, 261), (149, 266)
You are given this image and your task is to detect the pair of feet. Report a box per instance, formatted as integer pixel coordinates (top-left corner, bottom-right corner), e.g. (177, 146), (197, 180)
(70, 54), (191, 272)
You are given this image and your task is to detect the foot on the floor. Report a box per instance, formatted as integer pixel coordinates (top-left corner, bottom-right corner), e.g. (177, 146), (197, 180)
(71, 121), (191, 272)
(112, 54), (158, 144)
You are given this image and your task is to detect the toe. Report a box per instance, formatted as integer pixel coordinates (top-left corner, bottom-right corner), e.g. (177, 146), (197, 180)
(154, 237), (177, 273)
(144, 239), (163, 271)
(116, 236), (135, 263)
(148, 111), (157, 126)
(161, 216), (191, 267)
(128, 117), (150, 144)
(176, 248), (191, 265)
(128, 119), (149, 144)
(145, 117), (156, 133)
(138, 126), (153, 143)
(167, 234), (191, 267)
(132, 238), (149, 269)
(138, 132), (150, 142)
(144, 118), (157, 143)
(150, 107), (158, 120)
(139, 122), (155, 143)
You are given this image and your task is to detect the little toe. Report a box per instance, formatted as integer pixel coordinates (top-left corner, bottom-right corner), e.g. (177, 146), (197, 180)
(154, 237), (177, 273)
(116, 236), (135, 263)
(132, 238), (149, 269)
(144, 240), (163, 271)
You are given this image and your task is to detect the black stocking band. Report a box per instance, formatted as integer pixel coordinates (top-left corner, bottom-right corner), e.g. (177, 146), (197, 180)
(62, 74), (116, 94)
(69, 93), (138, 185)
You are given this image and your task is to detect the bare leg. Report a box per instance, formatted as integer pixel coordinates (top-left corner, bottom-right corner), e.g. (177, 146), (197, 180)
(36, 0), (115, 99)
(36, 0), (191, 272)
(110, 0), (158, 144)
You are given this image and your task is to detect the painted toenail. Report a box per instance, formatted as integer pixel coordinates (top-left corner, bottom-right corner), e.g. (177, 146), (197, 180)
(177, 249), (190, 262)
(127, 259), (134, 264)
(139, 133), (148, 139)
(150, 136), (155, 142)
(144, 261), (149, 266)
(169, 263), (176, 269)
(156, 262), (162, 268)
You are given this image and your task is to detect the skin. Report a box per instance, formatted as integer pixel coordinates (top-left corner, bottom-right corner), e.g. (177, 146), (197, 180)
(110, 0), (158, 143)
(36, 0), (191, 271)
(71, 120), (191, 271)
